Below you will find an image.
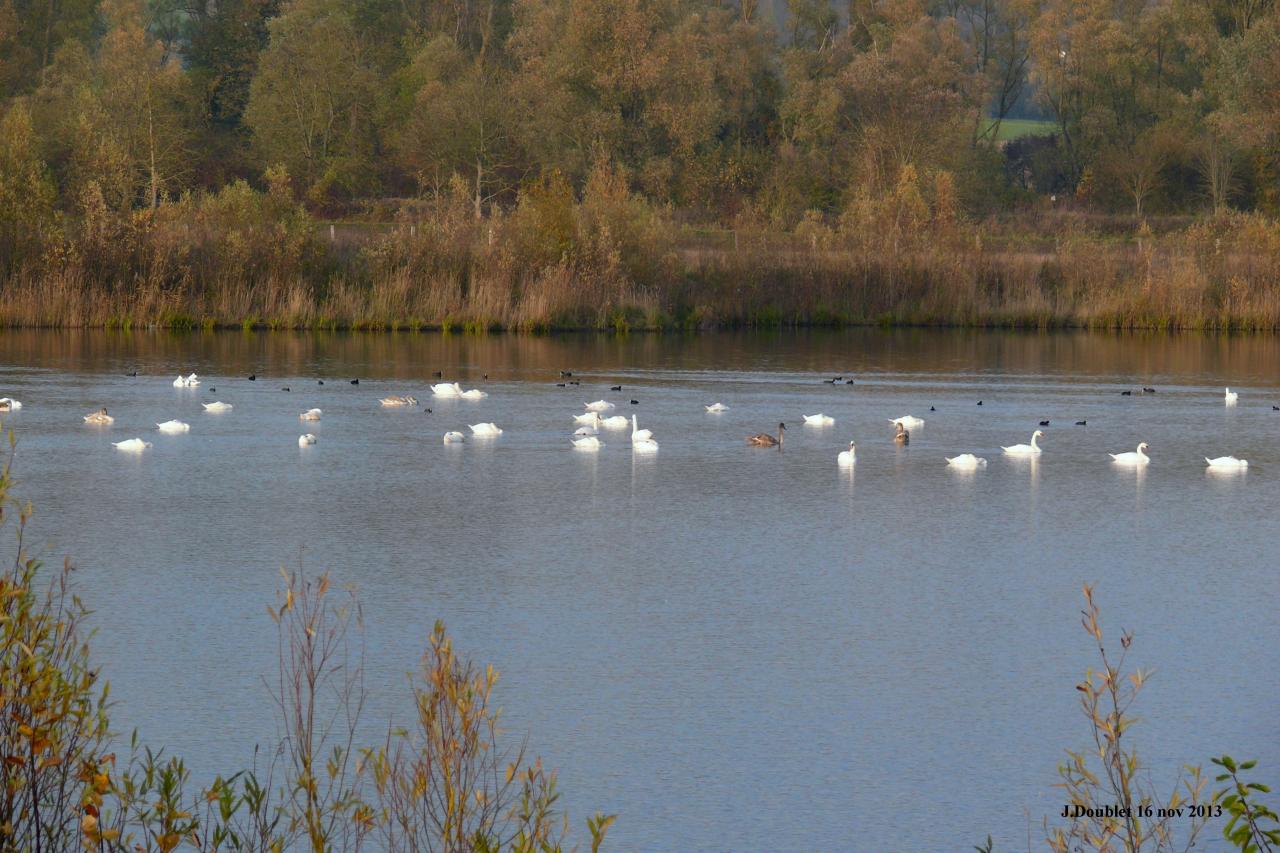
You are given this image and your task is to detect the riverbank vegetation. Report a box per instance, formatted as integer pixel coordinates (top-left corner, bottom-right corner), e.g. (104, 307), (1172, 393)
(2, 1), (1280, 331)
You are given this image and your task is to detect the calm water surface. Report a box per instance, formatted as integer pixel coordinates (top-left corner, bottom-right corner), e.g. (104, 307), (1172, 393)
(1, 328), (1277, 852)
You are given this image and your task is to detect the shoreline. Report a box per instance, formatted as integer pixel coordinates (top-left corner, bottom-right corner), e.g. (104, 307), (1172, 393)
(4, 315), (1280, 335)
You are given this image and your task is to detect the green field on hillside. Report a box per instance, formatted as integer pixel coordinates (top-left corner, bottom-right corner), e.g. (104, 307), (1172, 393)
(988, 118), (1058, 141)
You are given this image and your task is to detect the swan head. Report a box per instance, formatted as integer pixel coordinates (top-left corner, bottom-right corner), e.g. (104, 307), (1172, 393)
(1034, 430), (1045, 438)
(778, 422), (786, 431)
(1137, 442), (1150, 452)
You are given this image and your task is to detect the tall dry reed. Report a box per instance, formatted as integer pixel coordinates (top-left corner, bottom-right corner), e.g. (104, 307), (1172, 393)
(5, 174), (1280, 332)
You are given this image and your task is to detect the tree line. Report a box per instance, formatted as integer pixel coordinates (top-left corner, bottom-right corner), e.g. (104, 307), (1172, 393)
(1, 0), (1278, 226)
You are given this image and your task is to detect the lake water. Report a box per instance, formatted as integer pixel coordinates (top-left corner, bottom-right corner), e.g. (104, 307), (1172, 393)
(1, 328), (1276, 851)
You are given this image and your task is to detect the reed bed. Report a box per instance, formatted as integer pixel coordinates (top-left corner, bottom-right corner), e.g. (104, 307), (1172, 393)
(5, 183), (1280, 332)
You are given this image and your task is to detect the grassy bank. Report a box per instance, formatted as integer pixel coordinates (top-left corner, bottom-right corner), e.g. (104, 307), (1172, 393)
(5, 175), (1280, 334)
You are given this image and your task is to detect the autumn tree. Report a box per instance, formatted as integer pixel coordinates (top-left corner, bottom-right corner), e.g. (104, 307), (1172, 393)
(0, 100), (55, 271)
(178, 0), (282, 184)
(383, 0), (522, 215)
(99, 0), (192, 208)
(768, 2), (981, 220)
(245, 0), (380, 201)
(0, 0), (96, 96)
(1029, 0), (1212, 209)
(932, 0), (1034, 143)
(510, 0), (776, 206)
(24, 0), (192, 211)
(1210, 8), (1280, 211)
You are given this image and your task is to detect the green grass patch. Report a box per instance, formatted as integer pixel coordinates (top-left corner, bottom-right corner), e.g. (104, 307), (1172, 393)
(986, 118), (1058, 141)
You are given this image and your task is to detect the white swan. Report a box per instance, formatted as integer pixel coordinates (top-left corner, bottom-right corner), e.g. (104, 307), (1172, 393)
(890, 415), (925, 430)
(0, 398), (22, 411)
(631, 415), (653, 441)
(443, 431), (466, 443)
(156, 420), (190, 433)
(705, 403), (729, 413)
(837, 441), (856, 467)
(172, 373), (199, 387)
(600, 415), (629, 429)
(459, 389), (488, 400)
(431, 382), (463, 397)
(571, 435), (603, 450)
(573, 426), (598, 436)
(632, 437), (659, 453)
(1109, 442), (1150, 465)
(585, 400), (615, 412)
(1205, 455), (1248, 469)
(84, 407), (113, 425)
(573, 411), (601, 426)
(380, 396), (417, 407)
(202, 401), (232, 413)
(469, 422), (503, 436)
(1002, 430), (1045, 456)
(946, 454), (988, 468)
(1225, 387), (1238, 404)
(299, 408), (322, 421)
(112, 438), (152, 452)
(803, 413), (835, 426)
(298, 433), (317, 446)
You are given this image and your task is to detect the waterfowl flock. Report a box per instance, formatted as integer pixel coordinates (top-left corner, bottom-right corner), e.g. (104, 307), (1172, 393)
(1, 370), (1259, 472)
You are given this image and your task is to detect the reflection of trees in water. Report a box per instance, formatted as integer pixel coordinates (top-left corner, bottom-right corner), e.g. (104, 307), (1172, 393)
(10, 328), (1277, 390)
